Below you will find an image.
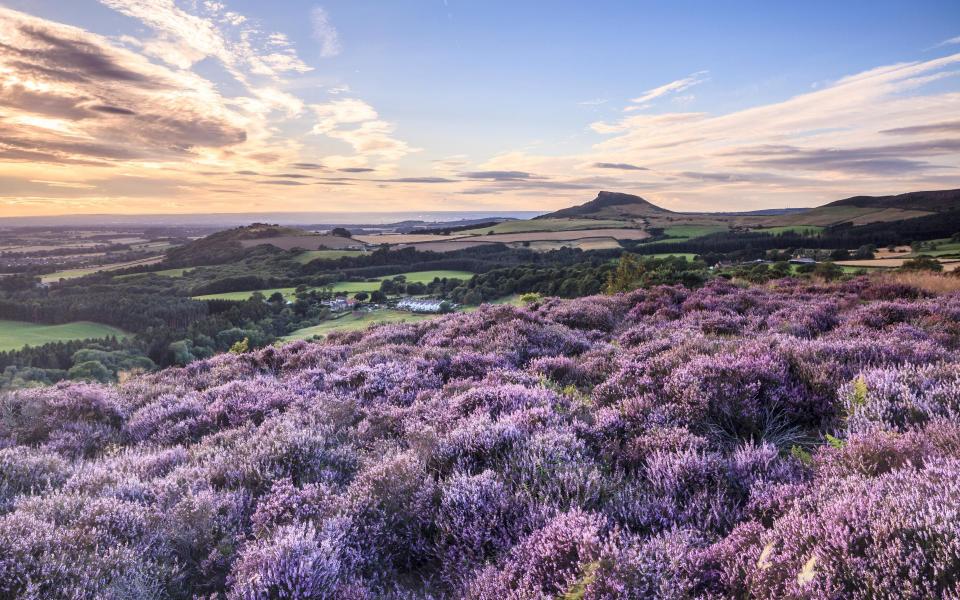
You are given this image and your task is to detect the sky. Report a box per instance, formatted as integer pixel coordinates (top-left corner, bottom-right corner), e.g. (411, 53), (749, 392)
(0, 0), (959, 217)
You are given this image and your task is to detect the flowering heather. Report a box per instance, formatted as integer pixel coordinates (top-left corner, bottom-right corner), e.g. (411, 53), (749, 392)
(1, 277), (959, 598)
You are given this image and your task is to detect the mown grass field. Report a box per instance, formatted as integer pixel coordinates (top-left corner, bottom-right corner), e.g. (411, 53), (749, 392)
(193, 270), (476, 301)
(0, 320), (129, 351)
(658, 225), (728, 243)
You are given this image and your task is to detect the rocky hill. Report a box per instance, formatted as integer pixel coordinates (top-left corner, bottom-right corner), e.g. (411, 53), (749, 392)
(539, 188), (960, 229)
(536, 191), (674, 220)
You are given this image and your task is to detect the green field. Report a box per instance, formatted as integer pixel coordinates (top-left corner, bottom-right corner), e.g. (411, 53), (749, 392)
(647, 252), (699, 260)
(41, 267), (104, 283)
(42, 257), (164, 283)
(378, 270), (475, 284)
(0, 320), (129, 351)
(909, 240), (960, 257)
(283, 310), (436, 340)
(193, 270), (476, 301)
(658, 225), (728, 243)
(751, 225), (825, 236)
(463, 218), (631, 235)
(293, 250), (368, 264)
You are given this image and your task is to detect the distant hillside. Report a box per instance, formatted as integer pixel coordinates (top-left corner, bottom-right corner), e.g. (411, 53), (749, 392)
(536, 191), (673, 220)
(828, 189), (960, 212)
(775, 189), (960, 227)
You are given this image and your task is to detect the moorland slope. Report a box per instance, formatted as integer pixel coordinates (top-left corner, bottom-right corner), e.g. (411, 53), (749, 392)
(1, 277), (959, 598)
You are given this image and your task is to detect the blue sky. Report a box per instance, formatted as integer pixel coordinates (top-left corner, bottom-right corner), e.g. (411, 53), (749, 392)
(0, 0), (958, 215)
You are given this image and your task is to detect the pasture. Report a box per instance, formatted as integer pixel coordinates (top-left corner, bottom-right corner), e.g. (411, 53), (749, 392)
(659, 225), (728, 242)
(283, 310), (436, 340)
(647, 252), (699, 260)
(908, 239), (960, 257)
(193, 270), (476, 301)
(0, 320), (129, 351)
(41, 256), (165, 283)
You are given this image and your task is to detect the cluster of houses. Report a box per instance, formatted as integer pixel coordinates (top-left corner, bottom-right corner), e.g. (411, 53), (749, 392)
(322, 297), (357, 312)
(712, 256), (818, 270)
(395, 298), (449, 313)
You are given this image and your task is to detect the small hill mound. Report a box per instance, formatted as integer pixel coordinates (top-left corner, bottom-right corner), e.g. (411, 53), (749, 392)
(164, 223), (362, 267)
(537, 191), (673, 220)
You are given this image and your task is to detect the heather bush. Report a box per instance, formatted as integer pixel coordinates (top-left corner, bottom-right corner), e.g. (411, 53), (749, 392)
(435, 470), (537, 585)
(467, 509), (605, 599)
(0, 447), (69, 512)
(710, 457), (960, 599)
(585, 528), (710, 599)
(228, 519), (355, 599)
(343, 451), (438, 573)
(0, 383), (124, 454)
(843, 363), (960, 432)
(0, 280), (957, 597)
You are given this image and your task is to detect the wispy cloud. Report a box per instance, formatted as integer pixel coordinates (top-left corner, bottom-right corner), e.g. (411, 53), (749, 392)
(937, 35), (960, 47)
(100, 0), (311, 77)
(459, 171), (538, 181)
(626, 71), (708, 110)
(311, 7), (341, 58)
(592, 162), (648, 171)
(310, 99), (413, 162)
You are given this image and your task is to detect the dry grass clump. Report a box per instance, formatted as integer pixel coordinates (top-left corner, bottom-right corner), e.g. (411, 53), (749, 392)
(873, 270), (960, 295)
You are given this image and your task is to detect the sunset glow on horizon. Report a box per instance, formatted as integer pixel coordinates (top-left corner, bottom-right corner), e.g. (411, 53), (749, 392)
(1, 0), (959, 217)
